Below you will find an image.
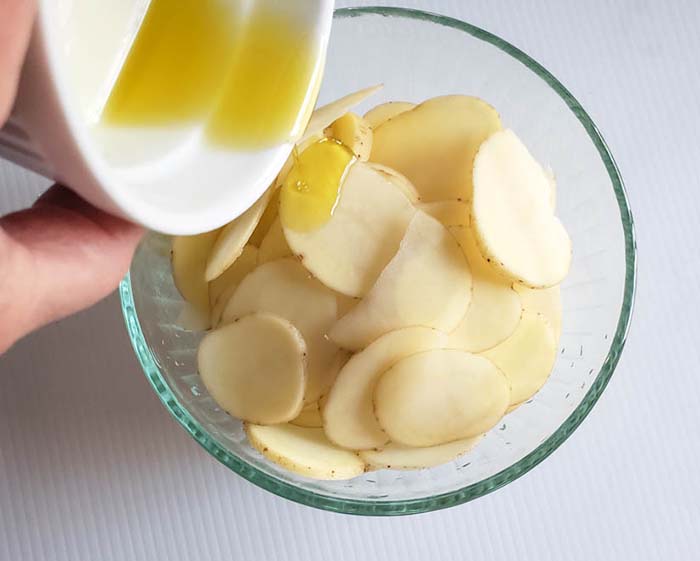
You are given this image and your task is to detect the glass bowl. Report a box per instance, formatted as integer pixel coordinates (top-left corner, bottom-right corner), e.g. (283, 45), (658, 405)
(119, 7), (636, 515)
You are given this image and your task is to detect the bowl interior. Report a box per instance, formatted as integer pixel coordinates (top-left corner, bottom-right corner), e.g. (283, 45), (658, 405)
(121, 7), (635, 515)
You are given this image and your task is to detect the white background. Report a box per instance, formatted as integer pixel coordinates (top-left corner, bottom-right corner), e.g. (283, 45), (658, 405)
(1, 1), (698, 559)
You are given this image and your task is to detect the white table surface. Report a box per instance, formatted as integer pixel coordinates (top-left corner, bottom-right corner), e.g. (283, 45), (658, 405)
(1, 1), (698, 559)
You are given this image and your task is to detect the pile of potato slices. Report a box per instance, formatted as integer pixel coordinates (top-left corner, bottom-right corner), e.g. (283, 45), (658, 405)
(172, 86), (571, 480)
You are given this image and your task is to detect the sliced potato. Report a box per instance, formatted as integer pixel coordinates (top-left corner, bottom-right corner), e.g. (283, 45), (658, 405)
(418, 201), (469, 227)
(323, 327), (449, 450)
(205, 188), (273, 281)
(299, 84), (383, 145)
(482, 311), (557, 405)
(447, 226), (521, 352)
(545, 166), (557, 210)
(374, 349), (510, 447)
(330, 211), (471, 351)
(209, 245), (259, 327)
(248, 189), (280, 247)
(371, 95), (501, 201)
(258, 217), (292, 264)
(198, 313), (306, 424)
(514, 284), (562, 338)
(172, 230), (220, 327)
(327, 112), (373, 161)
(246, 424), (365, 480)
(363, 101), (415, 129)
(283, 162), (416, 297)
(361, 436), (482, 471)
(366, 163), (420, 203)
(290, 402), (323, 428)
(222, 258), (340, 403)
(471, 129), (572, 287)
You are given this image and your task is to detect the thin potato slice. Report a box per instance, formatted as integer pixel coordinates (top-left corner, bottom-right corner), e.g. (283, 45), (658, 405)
(258, 217), (292, 264)
(374, 349), (510, 447)
(172, 230), (220, 327)
(545, 167), (557, 210)
(290, 402), (323, 428)
(418, 201), (469, 227)
(323, 327), (449, 450)
(284, 162), (416, 297)
(198, 313), (306, 424)
(472, 129), (572, 287)
(448, 226), (521, 352)
(330, 211), (471, 351)
(361, 436), (482, 471)
(205, 189), (273, 281)
(482, 311), (557, 405)
(209, 245), (259, 327)
(222, 258), (340, 403)
(327, 112), (373, 161)
(299, 84), (383, 145)
(371, 95), (501, 201)
(246, 424), (365, 480)
(514, 284), (562, 338)
(363, 101), (415, 129)
(366, 163), (420, 203)
(248, 189), (280, 247)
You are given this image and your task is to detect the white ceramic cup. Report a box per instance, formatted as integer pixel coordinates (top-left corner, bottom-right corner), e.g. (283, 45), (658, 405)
(0, 0), (334, 235)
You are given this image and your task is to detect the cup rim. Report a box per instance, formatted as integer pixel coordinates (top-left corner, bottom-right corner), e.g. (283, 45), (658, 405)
(119, 6), (637, 516)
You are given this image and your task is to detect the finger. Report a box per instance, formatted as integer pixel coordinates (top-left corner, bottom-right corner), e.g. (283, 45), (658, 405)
(0, 186), (143, 352)
(0, 0), (37, 123)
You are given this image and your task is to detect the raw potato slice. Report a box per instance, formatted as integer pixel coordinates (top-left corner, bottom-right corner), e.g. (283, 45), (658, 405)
(209, 245), (259, 327)
(330, 211), (471, 351)
(545, 167), (557, 210)
(290, 402), (323, 428)
(363, 101), (415, 129)
(327, 112), (373, 161)
(514, 284), (562, 338)
(418, 201), (469, 227)
(323, 327), (449, 450)
(222, 258), (340, 403)
(284, 162), (416, 297)
(246, 424), (365, 480)
(448, 226), (521, 352)
(258, 218), (292, 264)
(371, 95), (501, 201)
(299, 84), (383, 145)
(198, 313), (306, 424)
(367, 163), (420, 203)
(248, 189), (280, 247)
(374, 349), (510, 447)
(482, 311), (557, 405)
(361, 436), (482, 471)
(172, 230), (220, 326)
(471, 129), (572, 287)
(205, 189), (273, 281)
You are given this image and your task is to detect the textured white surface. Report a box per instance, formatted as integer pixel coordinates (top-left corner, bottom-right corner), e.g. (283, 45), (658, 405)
(0, 1), (698, 559)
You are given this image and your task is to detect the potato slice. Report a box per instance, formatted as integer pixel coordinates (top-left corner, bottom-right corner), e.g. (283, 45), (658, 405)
(545, 167), (557, 210)
(222, 258), (340, 403)
(418, 201), (469, 227)
(330, 211), (471, 351)
(290, 402), (323, 428)
(248, 189), (280, 247)
(327, 112), (373, 161)
(366, 163), (420, 204)
(284, 162), (416, 297)
(205, 188), (273, 281)
(299, 84), (383, 145)
(172, 230), (220, 327)
(447, 226), (521, 352)
(361, 436), (482, 471)
(482, 311), (557, 405)
(471, 129), (572, 287)
(198, 313), (306, 424)
(371, 95), (501, 201)
(246, 424), (365, 480)
(209, 245), (259, 327)
(323, 327), (449, 450)
(258, 217), (292, 264)
(374, 349), (510, 447)
(363, 101), (415, 129)
(514, 284), (562, 338)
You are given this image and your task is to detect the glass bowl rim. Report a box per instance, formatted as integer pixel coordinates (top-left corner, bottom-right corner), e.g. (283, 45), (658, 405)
(119, 6), (637, 516)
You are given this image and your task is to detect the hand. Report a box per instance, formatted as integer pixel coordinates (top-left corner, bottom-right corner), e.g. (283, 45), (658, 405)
(0, 0), (143, 353)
